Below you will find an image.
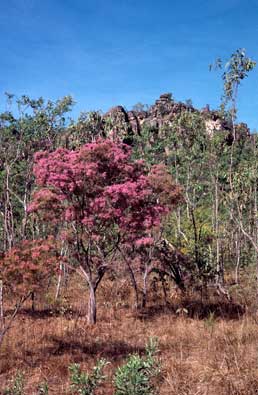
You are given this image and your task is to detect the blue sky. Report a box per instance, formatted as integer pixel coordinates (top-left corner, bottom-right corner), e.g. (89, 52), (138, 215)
(1, 0), (258, 130)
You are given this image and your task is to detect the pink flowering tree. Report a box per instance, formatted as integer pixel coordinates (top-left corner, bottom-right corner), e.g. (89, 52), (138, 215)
(120, 163), (183, 309)
(0, 236), (59, 298)
(0, 237), (60, 346)
(28, 139), (180, 324)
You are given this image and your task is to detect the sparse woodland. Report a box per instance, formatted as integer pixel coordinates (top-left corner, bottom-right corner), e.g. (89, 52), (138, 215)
(0, 50), (257, 394)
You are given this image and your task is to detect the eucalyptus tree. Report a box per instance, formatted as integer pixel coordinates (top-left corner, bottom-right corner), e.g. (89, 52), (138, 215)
(133, 110), (218, 289)
(231, 134), (258, 279)
(63, 110), (104, 148)
(211, 49), (257, 284)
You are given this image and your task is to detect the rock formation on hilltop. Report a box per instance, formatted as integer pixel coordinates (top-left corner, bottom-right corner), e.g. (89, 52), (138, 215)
(102, 93), (250, 142)
(103, 93), (195, 138)
(65, 93), (251, 147)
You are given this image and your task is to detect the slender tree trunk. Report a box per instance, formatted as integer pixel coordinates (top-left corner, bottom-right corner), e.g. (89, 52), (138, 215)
(142, 266), (148, 309)
(31, 291), (35, 312)
(186, 167), (191, 220)
(214, 174), (222, 284)
(0, 280), (4, 331)
(128, 263), (140, 310)
(55, 262), (63, 301)
(88, 284), (97, 325)
(190, 208), (199, 270)
(55, 244), (69, 300)
(119, 248), (140, 309)
(21, 181), (29, 238)
(0, 332), (4, 347)
(4, 166), (14, 251)
(76, 264), (103, 325)
(253, 174), (258, 305)
(235, 230), (241, 284)
(174, 153), (183, 241)
(161, 274), (168, 305)
(0, 292), (31, 348)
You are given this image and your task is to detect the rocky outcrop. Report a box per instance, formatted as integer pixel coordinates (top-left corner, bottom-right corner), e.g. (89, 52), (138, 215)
(64, 93), (251, 149)
(205, 119), (224, 137)
(103, 93), (196, 138)
(127, 111), (141, 134)
(100, 93), (249, 143)
(146, 94), (191, 129)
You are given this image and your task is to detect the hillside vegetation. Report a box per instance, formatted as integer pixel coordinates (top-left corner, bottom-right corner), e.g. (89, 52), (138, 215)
(0, 49), (257, 394)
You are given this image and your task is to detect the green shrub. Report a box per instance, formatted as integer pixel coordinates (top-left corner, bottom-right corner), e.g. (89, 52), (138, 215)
(69, 359), (108, 395)
(4, 371), (25, 395)
(37, 381), (49, 394)
(114, 338), (161, 395)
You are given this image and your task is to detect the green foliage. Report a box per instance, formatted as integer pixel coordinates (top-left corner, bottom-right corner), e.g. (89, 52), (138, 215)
(4, 371), (25, 395)
(0, 72), (257, 311)
(0, 93), (74, 251)
(114, 338), (161, 395)
(66, 111), (104, 147)
(37, 381), (49, 395)
(211, 48), (256, 115)
(69, 359), (108, 395)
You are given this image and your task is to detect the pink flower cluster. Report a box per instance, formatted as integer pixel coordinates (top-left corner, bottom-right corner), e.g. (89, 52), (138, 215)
(30, 138), (177, 248)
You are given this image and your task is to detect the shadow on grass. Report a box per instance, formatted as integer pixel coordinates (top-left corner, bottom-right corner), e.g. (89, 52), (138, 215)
(45, 337), (146, 362)
(5, 297), (245, 322)
(6, 307), (80, 319)
(181, 300), (245, 319)
(136, 299), (245, 321)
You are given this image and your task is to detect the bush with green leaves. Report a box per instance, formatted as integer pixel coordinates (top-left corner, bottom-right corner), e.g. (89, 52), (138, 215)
(69, 359), (108, 395)
(114, 338), (161, 395)
(4, 371), (25, 395)
(37, 381), (49, 395)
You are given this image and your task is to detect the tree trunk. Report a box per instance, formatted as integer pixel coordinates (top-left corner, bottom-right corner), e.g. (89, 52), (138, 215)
(88, 284), (97, 325)
(55, 262), (63, 301)
(214, 175), (221, 284)
(190, 208), (200, 271)
(31, 291), (35, 312)
(235, 230), (241, 284)
(142, 267), (148, 309)
(4, 167), (15, 251)
(0, 280), (4, 331)
(0, 292), (31, 348)
(119, 248), (140, 309)
(253, 175), (258, 308)
(75, 264), (106, 325)
(55, 243), (68, 300)
(0, 332), (4, 347)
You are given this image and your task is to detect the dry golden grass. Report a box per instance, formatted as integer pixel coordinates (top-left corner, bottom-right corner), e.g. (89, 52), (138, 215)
(1, 272), (258, 394)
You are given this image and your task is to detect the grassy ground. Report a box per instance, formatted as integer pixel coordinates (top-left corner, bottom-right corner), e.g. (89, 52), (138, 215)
(1, 271), (258, 394)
